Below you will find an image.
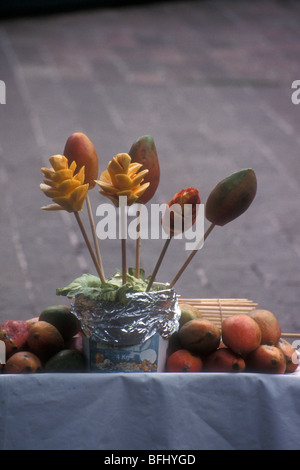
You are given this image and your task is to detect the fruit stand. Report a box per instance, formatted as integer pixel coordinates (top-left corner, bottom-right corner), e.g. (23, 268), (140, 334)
(1, 133), (299, 450)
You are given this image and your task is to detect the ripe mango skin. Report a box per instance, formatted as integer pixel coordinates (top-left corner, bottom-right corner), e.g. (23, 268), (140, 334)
(64, 132), (99, 189)
(205, 168), (257, 226)
(128, 135), (160, 204)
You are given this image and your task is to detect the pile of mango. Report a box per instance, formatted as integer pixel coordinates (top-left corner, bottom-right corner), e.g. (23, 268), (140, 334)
(1, 302), (298, 375)
(0, 305), (86, 373)
(166, 304), (299, 374)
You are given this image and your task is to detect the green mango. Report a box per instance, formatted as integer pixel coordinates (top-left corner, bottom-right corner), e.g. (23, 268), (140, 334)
(39, 305), (80, 341)
(44, 349), (86, 373)
(205, 168), (257, 226)
(179, 303), (203, 328)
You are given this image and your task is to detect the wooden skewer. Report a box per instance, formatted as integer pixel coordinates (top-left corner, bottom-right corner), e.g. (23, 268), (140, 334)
(120, 203), (127, 284)
(179, 298), (255, 304)
(85, 194), (106, 283)
(122, 238), (127, 285)
(180, 300), (256, 306)
(74, 211), (105, 282)
(185, 304), (256, 309)
(169, 223), (215, 288)
(281, 333), (300, 338)
(136, 236), (141, 278)
(188, 308), (257, 314)
(146, 237), (172, 292)
(178, 298), (300, 338)
(135, 205), (141, 278)
(179, 300), (257, 308)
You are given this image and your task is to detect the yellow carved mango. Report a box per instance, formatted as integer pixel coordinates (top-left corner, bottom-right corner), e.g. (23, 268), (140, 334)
(95, 153), (149, 206)
(40, 154), (89, 212)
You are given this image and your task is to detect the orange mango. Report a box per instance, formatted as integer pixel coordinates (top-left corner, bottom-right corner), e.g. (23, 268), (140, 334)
(128, 135), (160, 204)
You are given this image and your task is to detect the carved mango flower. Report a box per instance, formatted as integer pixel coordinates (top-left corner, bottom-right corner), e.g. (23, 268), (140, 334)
(95, 153), (150, 206)
(40, 154), (89, 212)
(162, 187), (200, 236)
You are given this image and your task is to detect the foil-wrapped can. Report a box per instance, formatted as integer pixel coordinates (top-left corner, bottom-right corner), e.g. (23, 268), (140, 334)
(71, 288), (180, 347)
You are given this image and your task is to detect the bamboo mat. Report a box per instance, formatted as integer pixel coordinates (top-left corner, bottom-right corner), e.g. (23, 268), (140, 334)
(178, 298), (300, 339)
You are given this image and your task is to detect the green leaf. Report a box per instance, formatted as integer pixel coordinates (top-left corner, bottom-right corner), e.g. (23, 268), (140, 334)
(56, 270), (169, 304)
(127, 267), (146, 280)
(56, 273), (102, 300)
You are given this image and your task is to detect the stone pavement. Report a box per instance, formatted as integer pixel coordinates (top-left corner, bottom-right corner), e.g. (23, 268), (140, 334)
(0, 0), (299, 334)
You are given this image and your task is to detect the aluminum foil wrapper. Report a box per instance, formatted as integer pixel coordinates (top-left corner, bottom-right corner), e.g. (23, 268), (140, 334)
(71, 289), (181, 347)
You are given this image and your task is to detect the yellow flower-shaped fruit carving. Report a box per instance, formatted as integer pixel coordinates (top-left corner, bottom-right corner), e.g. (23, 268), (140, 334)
(96, 153), (150, 206)
(40, 154), (89, 212)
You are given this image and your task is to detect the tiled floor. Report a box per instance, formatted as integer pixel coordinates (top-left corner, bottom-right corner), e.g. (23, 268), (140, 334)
(0, 0), (300, 334)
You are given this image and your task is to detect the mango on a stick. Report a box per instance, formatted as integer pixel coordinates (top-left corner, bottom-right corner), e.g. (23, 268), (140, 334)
(205, 168), (257, 226)
(128, 135), (160, 204)
(64, 132), (99, 189)
(170, 168), (257, 288)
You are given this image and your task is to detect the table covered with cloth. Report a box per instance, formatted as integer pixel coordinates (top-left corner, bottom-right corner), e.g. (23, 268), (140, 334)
(0, 369), (299, 450)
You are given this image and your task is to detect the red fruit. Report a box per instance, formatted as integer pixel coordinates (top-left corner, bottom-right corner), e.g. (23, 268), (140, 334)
(166, 349), (203, 372)
(0, 320), (31, 359)
(3, 351), (42, 374)
(27, 321), (64, 363)
(249, 309), (281, 345)
(221, 314), (261, 356)
(162, 187), (200, 237)
(246, 345), (286, 374)
(204, 348), (246, 373)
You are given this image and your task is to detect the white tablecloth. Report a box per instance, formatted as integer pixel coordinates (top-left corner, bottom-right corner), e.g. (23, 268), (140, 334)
(1, 370), (300, 450)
